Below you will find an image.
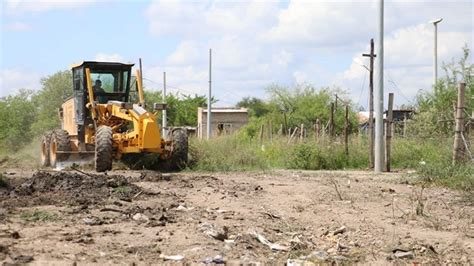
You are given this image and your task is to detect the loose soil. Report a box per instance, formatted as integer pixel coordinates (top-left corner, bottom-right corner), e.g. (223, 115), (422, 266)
(0, 169), (472, 265)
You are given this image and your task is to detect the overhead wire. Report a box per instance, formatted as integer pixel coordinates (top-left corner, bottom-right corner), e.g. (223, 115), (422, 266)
(384, 71), (413, 104)
(143, 77), (238, 106)
(357, 69), (368, 109)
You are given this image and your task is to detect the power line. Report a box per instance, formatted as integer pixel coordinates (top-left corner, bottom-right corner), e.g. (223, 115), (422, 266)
(384, 71), (413, 104)
(143, 77), (238, 106)
(357, 70), (368, 108)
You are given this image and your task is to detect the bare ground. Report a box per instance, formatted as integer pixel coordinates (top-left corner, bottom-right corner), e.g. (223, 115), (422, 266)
(0, 168), (472, 265)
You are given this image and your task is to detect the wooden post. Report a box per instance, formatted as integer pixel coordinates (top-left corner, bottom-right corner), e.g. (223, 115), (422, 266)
(259, 124), (264, 144)
(363, 39), (376, 169)
(403, 114), (407, 137)
(300, 123), (304, 141)
(288, 127), (299, 144)
(453, 82), (466, 164)
(278, 124), (283, 136)
(344, 105), (349, 157)
(315, 119), (321, 140)
(329, 102), (335, 140)
(269, 120), (273, 142)
(385, 93), (394, 172)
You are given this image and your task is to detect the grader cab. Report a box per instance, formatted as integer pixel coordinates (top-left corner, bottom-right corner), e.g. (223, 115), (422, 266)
(40, 61), (188, 172)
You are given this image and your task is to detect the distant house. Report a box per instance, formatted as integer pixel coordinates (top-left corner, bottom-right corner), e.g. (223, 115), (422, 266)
(358, 109), (414, 135)
(384, 109), (414, 122)
(197, 107), (248, 139)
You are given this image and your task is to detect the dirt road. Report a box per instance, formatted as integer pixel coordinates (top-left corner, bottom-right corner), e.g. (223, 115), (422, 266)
(0, 169), (472, 265)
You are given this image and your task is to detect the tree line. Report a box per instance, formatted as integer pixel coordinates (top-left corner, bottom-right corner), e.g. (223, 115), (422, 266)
(0, 47), (471, 152)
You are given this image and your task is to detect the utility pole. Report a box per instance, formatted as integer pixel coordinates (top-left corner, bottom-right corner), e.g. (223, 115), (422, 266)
(363, 39), (376, 169)
(430, 18), (443, 86)
(344, 105), (349, 157)
(207, 49), (212, 140)
(374, 0), (385, 173)
(162, 72), (167, 138)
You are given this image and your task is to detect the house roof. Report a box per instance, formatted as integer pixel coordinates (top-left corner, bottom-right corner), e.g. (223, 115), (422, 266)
(199, 107), (248, 113)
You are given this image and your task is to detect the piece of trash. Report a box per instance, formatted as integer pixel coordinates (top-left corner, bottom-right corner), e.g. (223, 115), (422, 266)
(394, 250), (414, 259)
(305, 250), (328, 260)
(83, 217), (103, 226)
(260, 210), (281, 219)
(132, 213), (149, 222)
(287, 259), (306, 266)
(250, 231), (289, 251)
(333, 226), (347, 235)
(203, 255), (225, 264)
(175, 204), (194, 212)
(199, 222), (228, 241)
(159, 254), (184, 261)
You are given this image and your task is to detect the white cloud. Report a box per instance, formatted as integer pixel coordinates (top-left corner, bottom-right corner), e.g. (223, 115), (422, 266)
(265, 1), (375, 46)
(2, 22), (31, 31)
(142, 0), (472, 106)
(4, 0), (95, 14)
(165, 41), (201, 66)
(94, 53), (125, 63)
(0, 68), (41, 97)
(332, 22), (472, 108)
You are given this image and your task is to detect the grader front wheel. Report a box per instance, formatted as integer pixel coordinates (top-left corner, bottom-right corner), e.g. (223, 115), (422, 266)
(95, 125), (113, 172)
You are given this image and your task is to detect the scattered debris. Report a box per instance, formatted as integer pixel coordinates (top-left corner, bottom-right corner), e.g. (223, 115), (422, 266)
(333, 226), (347, 235)
(203, 255), (225, 264)
(83, 217), (103, 226)
(199, 222), (229, 241)
(159, 254), (184, 261)
(394, 250), (414, 259)
(250, 231), (289, 251)
(132, 213), (149, 222)
(175, 204), (194, 212)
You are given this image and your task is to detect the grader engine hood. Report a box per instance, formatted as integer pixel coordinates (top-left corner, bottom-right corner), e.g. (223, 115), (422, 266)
(129, 104), (161, 150)
(100, 101), (162, 153)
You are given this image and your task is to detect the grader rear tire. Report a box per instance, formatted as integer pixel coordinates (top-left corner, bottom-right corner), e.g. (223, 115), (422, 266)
(40, 132), (52, 167)
(49, 129), (71, 168)
(95, 126), (113, 172)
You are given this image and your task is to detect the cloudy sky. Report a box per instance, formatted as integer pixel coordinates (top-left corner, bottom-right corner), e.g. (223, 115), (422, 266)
(0, 0), (472, 108)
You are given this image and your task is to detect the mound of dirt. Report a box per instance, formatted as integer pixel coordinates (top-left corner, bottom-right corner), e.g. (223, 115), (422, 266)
(0, 171), (142, 208)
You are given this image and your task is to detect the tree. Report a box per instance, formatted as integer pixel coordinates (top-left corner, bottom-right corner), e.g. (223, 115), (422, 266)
(31, 70), (72, 133)
(0, 89), (38, 148)
(239, 84), (359, 138)
(144, 90), (211, 126)
(237, 97), (270, 117)
(412, 46), (473, 137)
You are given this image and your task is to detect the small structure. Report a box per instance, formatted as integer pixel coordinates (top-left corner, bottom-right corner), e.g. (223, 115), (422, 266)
(197, 107), (248, 139)
(383, 109), (414, 122)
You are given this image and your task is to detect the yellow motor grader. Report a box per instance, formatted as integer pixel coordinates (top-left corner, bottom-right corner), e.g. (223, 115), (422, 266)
(40, 61), (188, 172)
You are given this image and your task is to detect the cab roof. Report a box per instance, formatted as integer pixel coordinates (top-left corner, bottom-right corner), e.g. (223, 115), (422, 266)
(70, 61), (135, 69)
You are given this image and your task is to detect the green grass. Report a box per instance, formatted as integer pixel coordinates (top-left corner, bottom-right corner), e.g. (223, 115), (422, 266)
(20, 209), (60, 222)
(189, 134), (473, 201)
